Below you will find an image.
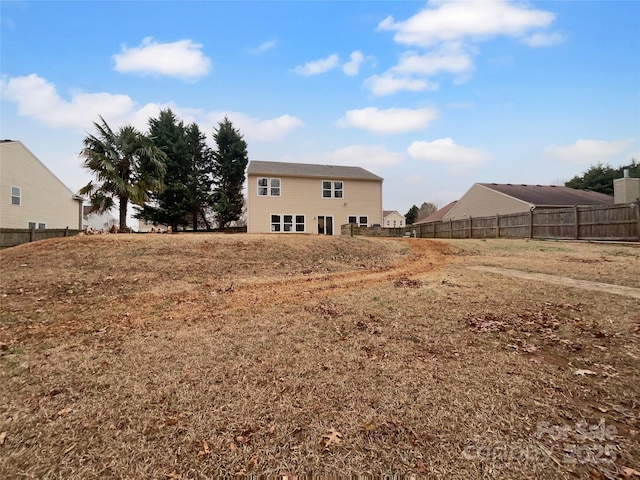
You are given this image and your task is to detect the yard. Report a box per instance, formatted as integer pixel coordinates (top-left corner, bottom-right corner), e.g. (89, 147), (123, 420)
(0, 234), (638, 479)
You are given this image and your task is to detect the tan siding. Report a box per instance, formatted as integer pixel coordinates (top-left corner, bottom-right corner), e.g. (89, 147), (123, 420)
(383, 211), (405, 227)
(613, 178), (640, 204)
(0, 142), (82, 229)
(444, 184), (530, 220)
(247, 174), (382, 234)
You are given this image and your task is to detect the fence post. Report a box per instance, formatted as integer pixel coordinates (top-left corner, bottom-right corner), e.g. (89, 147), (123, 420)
(350, 223), (354, 237)
(574, 205), (579, 240)
(29, 228), (35, 243)
(449, 219), (453, 239)
(529, 209), (534, 239)
(636, 203), (640, 241)
(495, 214), (500, 238)
(469, 216), (472, 238)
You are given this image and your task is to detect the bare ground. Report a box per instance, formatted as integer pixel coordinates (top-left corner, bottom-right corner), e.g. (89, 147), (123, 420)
(0, 234), (638, 479)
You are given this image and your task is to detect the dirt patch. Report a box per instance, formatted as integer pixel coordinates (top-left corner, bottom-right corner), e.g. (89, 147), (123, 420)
(0, 235), (638, 478)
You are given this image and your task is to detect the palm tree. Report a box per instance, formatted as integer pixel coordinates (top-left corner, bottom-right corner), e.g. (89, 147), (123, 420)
(79, 116), (167, 231)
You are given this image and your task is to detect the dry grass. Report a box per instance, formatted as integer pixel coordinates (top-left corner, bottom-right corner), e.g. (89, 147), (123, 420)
(0, 234), (638, 479)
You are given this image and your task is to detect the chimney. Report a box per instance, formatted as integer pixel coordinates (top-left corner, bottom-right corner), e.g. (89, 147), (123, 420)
(614, 172), (640, 204)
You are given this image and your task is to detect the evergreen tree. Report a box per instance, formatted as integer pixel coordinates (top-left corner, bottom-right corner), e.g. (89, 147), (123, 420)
(137, 109), (193, 230)
(565, 159), (639, 195)
(212, 117), (249, 228)
(405, 205), (419, 225)
(185, 122), (214, 230)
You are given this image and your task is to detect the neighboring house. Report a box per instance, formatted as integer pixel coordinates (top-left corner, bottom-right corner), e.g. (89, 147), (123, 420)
(383, 210), (405, 228)
(83, 206), (117, 230)
(442, 183), (613, 221)
(0, 140), (83, 229)
(247, 161), (383, 234)
(414, 201), (457, 224)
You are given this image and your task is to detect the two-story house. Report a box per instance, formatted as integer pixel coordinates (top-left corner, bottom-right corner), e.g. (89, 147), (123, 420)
(247, 161), (383, 234)
(0, 140), (83, 230)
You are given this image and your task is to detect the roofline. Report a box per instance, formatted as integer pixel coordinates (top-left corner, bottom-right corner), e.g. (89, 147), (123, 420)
(247, 170), (383, 181)
(444, 183), (531, 219)
(2, 140), (81, 200)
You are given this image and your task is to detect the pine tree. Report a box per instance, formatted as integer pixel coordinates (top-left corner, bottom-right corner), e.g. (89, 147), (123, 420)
(212, 117), (249, 229)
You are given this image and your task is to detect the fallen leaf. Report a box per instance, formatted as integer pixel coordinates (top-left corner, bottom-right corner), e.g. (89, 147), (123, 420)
(322, 427), (342, 447)
(623, 467), (640, 479)
(197, 440), (210, 457)
(574, 369), (597, 376)
(0, 432), (6, 445)
(229, 441), (238, 451)
(361, 421), (377, 432)
(416, 459), (428, 473)
(57, 408), (72, 417)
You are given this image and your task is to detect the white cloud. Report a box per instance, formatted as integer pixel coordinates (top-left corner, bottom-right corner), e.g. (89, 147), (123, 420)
(1, 74), (137, 130)
(370, 1), (561, 96)
(378, 0), (556, 47)
(1, 74), (303, 142)
(249, 39), (278, 54)
(338, 107), (438, 134)
(364, 72), (437, 96)
(393, 44), (474, 76)
(113, 37), (211, 80)
(522, 31), (564, 47)
(292, 54), (340, 76)
(342, 51), (365, 76)
(327, 145), (405, 170)
(407, 138), (491, 170)
(545, 139), (636, 164)
(207, 111), (304, 141)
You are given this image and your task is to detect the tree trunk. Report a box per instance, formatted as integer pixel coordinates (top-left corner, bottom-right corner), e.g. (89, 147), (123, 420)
(192, 210), (198, 232)
(119, 196), (128, 231)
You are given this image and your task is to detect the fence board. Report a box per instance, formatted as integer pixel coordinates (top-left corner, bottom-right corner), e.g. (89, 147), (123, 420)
(398, 203), (639, 242)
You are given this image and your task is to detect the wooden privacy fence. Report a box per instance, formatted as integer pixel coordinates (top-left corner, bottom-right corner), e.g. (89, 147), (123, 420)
(398, 203), (640, 242)
(0, 228), (81, 248)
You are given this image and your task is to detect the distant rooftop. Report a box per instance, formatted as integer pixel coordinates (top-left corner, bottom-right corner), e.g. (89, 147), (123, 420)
(248, 160), (382, 181)
(480, 183), (613, 206)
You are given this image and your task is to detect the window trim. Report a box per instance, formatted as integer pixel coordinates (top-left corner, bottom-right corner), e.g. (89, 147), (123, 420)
(28, 221), (36, 229)
(270, 213), (305, 233)
(11, 186), (21, 206)
(258, 177), (281, 197)
(348, 215), (368, 228)
(321, 180), (344, 199)
(38, 223), (46, 229)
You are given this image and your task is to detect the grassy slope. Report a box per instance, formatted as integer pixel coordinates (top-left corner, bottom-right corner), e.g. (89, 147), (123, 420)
(0, 234), (638, 478)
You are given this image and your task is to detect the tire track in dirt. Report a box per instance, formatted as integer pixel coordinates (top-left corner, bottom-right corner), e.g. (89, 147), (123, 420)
(469, 266), (640, 300)
(224, 238), (451, 310)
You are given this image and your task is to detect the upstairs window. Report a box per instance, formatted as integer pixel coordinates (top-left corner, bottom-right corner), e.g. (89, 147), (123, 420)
(258, 177), (281, 196)
(11, 186), (21, 206)
(322, 180), (343, 198)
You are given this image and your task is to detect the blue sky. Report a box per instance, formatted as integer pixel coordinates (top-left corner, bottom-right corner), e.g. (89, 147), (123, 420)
(2, 0), (639, 216)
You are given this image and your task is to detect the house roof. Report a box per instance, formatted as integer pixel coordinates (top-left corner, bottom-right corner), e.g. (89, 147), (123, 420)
(1, 140), (83, 202)
(414, 201), (458, 224)
(383, 210), (401, 217)
(479, 183), (613, 206)
(247, 160), (382, 181)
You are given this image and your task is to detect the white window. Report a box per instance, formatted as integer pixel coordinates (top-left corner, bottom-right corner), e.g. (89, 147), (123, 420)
(348, 215), (368, 227)
(11, 186), (21, 206)
(28, 222), (36, 229)
(258, 177), (281, 196)
(38, 223), (46, 229)
(271, 214), (304, 233)
(322, 180), (343, 199)
(386, 220), (390, 226)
